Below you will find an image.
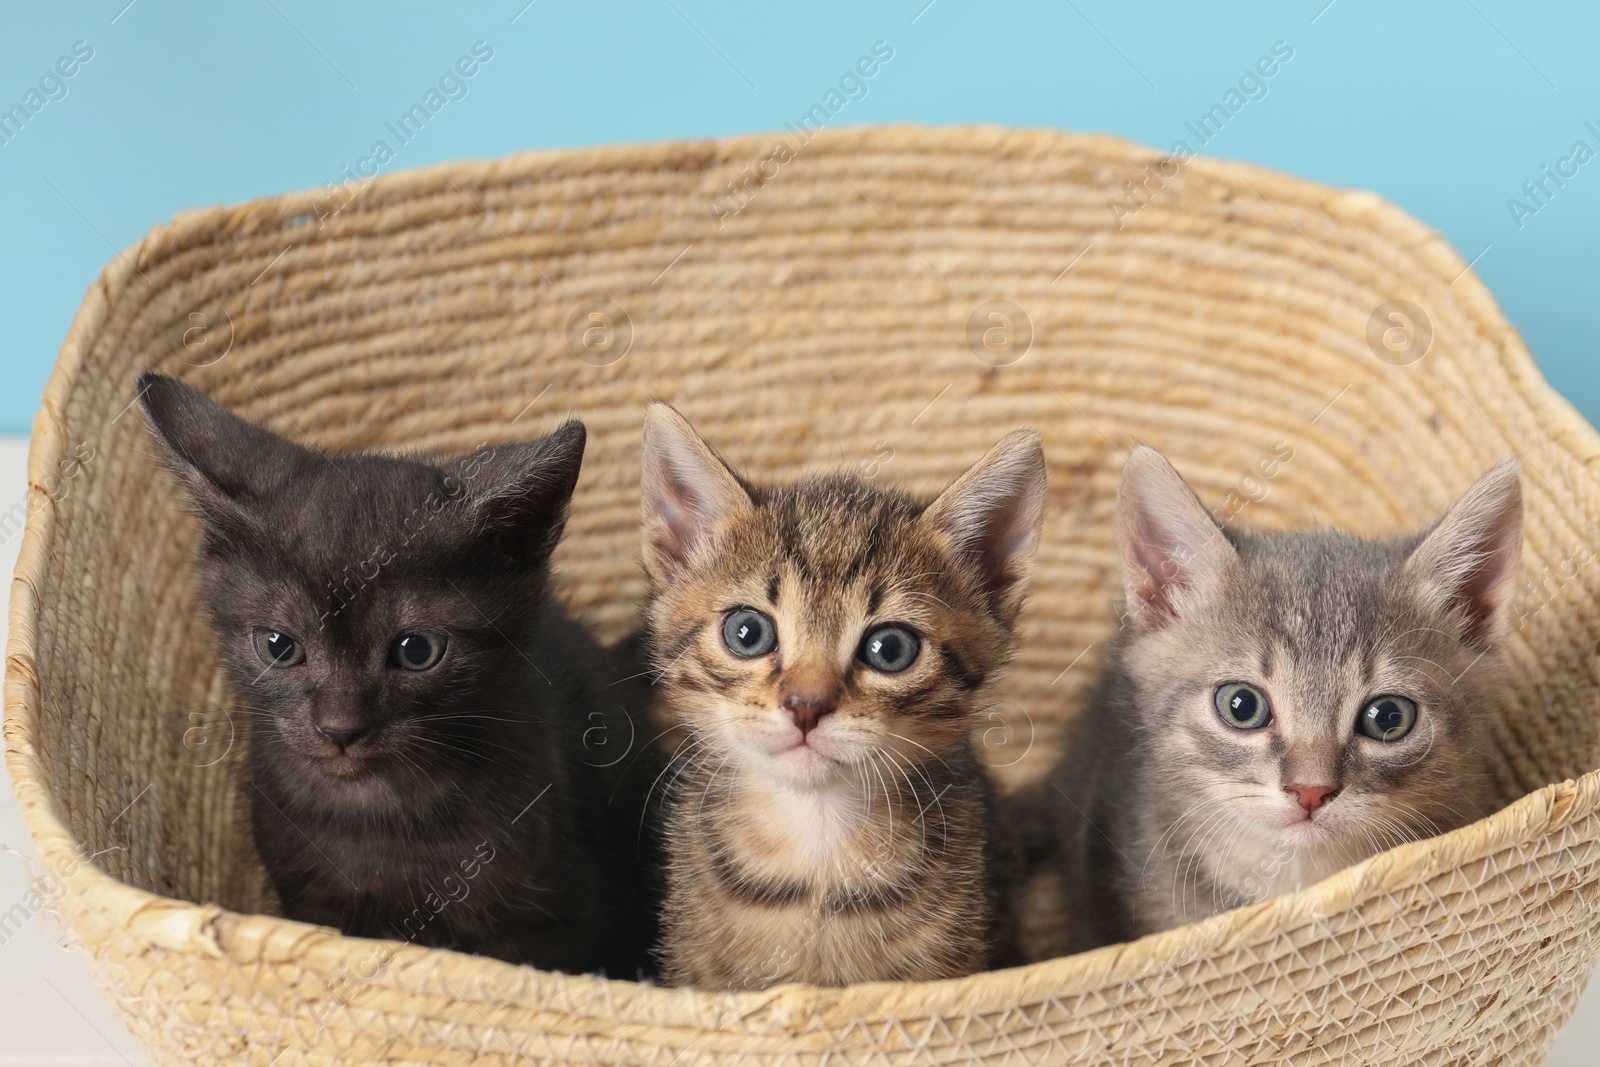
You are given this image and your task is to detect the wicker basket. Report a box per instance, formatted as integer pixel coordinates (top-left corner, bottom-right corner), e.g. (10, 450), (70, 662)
(7, 125), (1600, 1066)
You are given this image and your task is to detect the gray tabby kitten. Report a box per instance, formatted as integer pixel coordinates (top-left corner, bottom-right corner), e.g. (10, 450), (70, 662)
(1019, 446), (1519, 956)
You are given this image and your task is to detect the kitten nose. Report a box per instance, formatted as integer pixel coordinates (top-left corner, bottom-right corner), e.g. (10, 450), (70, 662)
(315, 718), (369, 750)
(782, 693), (836, 738)
(780, 666), (839, 739)
(1286, 784), (1339, 812)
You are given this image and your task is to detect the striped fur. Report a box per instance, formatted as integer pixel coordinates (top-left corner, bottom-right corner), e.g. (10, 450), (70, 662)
(1014, 448), (1516, 956)
(640, 404), (1044, 989)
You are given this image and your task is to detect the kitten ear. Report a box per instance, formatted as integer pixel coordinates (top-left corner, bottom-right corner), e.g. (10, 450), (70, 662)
(137, 372), (309, 535)
(639, 402), (753, 581)
(920, 429), (1048, 622)
(1404, 461), (1523, 650)
(459, 420), (587, 565)
(1116, 446), (1237, 631)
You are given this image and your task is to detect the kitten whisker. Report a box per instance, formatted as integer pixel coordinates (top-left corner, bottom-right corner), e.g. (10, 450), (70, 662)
(1167, 804), (1236, 922)
(420, 712), (530, 725)
(885, 732), (954, 775)
(878, 745), (948, 846)
(693, 754), (735, 817)
(1187, 808), (1246, 916)
(642, 737), (710, 836)
(900, 590), (954, 612)
(1143, 795), (1232, 879)
(863, 751), (897, 841)
(1388, 654), (1457, 689)
(1382, 797), (1449, 836)
(606, 663), (674, 687)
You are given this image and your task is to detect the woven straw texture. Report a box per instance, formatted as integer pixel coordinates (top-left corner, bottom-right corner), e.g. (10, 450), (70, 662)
(6, 125), (1600, 1066)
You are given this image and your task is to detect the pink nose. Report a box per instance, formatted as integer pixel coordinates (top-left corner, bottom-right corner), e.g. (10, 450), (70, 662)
(782, 694), (835, 738)
(1286, 784), (1338, 812)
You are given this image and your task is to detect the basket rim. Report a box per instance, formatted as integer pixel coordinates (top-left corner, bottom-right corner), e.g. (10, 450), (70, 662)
(7, 122), (1600, 1030)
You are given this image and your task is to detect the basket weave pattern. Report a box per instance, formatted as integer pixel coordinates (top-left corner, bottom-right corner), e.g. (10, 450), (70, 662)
(6, 126), (1600, 1065)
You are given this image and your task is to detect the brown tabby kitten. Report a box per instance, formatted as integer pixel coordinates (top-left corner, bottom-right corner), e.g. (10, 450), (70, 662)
(640, 404), (1045, 989)
(1018, 446), (1518, 957)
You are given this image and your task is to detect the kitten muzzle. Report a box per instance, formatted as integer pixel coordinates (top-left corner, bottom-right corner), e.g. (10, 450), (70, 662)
(301, 716), (384, 777)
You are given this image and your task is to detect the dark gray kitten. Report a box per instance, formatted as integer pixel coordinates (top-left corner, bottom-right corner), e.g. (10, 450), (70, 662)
(1018, 446), (1519, 956)
(138, 374), (660, 976)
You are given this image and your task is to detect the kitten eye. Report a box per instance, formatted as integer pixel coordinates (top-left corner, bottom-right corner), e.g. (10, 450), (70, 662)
(722, 609), (777, 658)
(1215, 683), (1271, 730)
(859, 625), (921, 673)
(1358, 695), (1418, 742)
(254, 629), (305, 668)
(391, 634), (446, 671)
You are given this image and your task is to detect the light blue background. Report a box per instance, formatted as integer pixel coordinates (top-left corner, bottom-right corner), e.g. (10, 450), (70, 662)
(1, 1), (1596, 435)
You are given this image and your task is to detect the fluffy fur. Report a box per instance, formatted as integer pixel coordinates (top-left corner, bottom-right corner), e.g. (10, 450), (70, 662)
(139, 374), (659, 976)
(1016, 446), (1518, 956)
(641, 404), (1045, 989)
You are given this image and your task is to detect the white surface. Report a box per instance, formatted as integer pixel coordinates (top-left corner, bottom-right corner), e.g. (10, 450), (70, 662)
(0, 432), (1595, 1065)
(0, 437), (151, 1066)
